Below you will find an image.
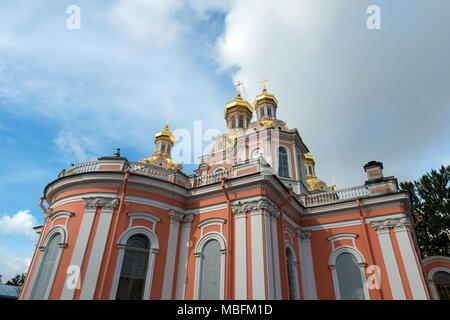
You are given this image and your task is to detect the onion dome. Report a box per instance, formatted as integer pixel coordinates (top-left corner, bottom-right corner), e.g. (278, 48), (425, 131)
(224, 92), (254, 119)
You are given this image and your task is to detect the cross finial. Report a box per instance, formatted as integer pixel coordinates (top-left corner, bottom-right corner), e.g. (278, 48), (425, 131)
(260, 77), (269, 91)
(235, 81), (243, 96)
(166, 115), (171, 126)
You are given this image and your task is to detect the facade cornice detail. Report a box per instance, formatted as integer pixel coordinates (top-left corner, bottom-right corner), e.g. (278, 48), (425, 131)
(370, 217), (411, 232)
(82, 197), (119, 210)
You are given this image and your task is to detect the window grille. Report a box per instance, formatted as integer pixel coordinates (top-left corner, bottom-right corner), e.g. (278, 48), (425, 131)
(115, 235), (150, 300)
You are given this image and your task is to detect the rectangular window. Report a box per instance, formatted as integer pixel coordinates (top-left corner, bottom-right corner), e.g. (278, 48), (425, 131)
(267, 107), (272, 116)
(261, 108), (265, 117)
(239, 117), (243, 128)
(231, 118), (236, 129)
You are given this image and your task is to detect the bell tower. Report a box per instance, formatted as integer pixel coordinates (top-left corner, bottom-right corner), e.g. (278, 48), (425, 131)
(224, 81), (253, 133)
(138, 117), (182, 170)
(253, 78), (278, 121)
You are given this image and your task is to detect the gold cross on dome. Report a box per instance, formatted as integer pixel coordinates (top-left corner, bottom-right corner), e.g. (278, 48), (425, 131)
(260, 77), (269, 90)
(166, 115), (171, 125)
(235, 81), (243, 95)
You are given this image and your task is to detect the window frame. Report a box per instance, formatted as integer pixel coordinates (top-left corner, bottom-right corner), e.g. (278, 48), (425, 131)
(110, 226), (159, 300)
(328, 245), (370, 300)
(27, 226), (67, 300)
(193, 232), (226, 300)
(277, 146), (291, 178)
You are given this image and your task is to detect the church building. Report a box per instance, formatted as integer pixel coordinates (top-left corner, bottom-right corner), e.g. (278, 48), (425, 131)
(19, 83), (450, 300)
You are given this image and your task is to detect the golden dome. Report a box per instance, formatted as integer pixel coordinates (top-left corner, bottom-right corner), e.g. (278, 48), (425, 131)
(141, 154), (181, 170)
(304, 153), (315, 165)
(307, 177), (331, 192)
(224, 93), (254, 118)
(253, 88), (278, 107)
(155, 123), (175, 143)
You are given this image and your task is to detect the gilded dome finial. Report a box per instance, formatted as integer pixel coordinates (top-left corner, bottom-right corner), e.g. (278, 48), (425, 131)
(234, 80), (243, 98)
(260, 77), (269, 92)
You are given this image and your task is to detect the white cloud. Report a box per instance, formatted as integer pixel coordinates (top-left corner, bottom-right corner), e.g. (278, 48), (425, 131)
(0, 210), (38, 238)
(0, 246), (31, 282)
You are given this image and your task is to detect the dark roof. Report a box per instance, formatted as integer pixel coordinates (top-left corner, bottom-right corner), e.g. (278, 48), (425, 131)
(0, 284), (21, 299)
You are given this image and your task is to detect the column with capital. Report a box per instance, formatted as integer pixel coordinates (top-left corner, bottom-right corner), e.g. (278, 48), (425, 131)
(249, 198), (276, 299)
(175, 214), (194, 299)
(231, 202), (248, 299)
(391, 218), (429, 299)
(370, 218), (406, 299)
(162, 210), (184, 299)
(80, 197), (120, 299)
(61, 197), (115, 300)
(297, 227), (317, 299)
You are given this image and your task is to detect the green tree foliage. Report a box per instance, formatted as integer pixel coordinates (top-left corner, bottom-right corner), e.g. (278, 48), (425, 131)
(400, 165), (449, 256)
(5, 273), (26, 287)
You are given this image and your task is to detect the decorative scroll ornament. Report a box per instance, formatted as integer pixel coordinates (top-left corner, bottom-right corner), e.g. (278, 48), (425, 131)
(370, 217), (410, 232)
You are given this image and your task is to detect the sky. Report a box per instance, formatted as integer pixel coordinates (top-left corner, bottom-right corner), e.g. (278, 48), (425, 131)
(0, 0), (449, 282)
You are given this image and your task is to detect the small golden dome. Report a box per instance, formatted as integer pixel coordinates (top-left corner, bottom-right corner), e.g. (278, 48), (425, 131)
(253, 88), (278, 107)
(307, 177), (331, 192)
(155, 123), (175, 143)
(224, 93), (254, 118)
(304, 153), (315, 165)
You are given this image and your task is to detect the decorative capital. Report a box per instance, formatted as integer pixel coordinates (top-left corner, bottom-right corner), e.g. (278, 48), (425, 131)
(371, 217), (410, 232)
(169, 210), (184, 224)
(103, 198), (120, 210)
(232, 198), (280, 217)
(297, 228), (312, 240)
(83, 197), (119, 210)
(182, 213), (194, 224)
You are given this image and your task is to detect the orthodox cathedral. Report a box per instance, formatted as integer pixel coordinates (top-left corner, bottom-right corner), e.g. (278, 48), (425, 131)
(20, 83), (449, 300)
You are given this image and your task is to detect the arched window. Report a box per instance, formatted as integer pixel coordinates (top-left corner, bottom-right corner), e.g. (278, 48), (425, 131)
(161, 144), (166, 152)
(286, 248), (298, 300)
(296, 154), (302, 181)
(335, 253), (365, 300)
(433, 271), (450, 300)
(199, 240), (221, 300)
(278, 147), (290, 178)
(267, 107), (272, 117)
(29, 233), (61, 299)
(115, 235), (150, 300)
(238, 117), (244, 128)
(260, 108), (265, 118)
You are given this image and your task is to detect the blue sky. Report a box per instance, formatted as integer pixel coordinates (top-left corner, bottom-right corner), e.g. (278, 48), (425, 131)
(0, 0), (449, 281)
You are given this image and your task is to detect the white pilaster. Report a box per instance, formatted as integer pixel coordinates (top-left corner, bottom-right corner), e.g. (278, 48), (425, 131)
(271, 211), (282, 300)
(80, 198), (119, 300)
(371, 221), (406, 300)
(394, 223), (428, 299)
(250, 207), (266, 299)
(263, 211), (275, 299)
(174, 214), (194, 299)
(161, 210), (183, 300)
(60, 197), (102, 300)
(232, 204), (247, 299)
(297, 228), (317, 300)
